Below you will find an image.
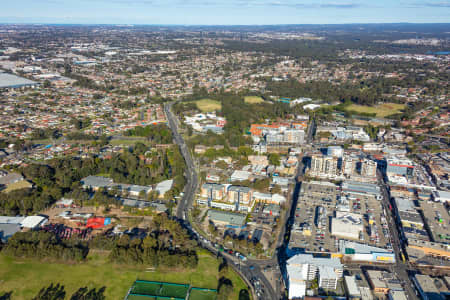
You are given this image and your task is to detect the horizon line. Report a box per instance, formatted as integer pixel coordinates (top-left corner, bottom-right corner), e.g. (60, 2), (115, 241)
(0, 22), (450, 27)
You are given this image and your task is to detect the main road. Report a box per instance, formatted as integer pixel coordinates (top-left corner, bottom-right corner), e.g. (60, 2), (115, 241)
(164, 102), (279, 299)
(377, 170), (418, 300)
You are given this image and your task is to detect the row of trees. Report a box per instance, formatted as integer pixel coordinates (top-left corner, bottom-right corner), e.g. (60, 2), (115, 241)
(29, 283), (105, 300)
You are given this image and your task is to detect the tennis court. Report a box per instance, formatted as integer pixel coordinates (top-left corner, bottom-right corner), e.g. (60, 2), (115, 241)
(129, 280), (189, 299)
(126, 280), (217, 300)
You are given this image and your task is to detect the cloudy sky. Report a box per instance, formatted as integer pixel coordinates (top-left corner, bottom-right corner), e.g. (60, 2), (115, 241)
(1, 0), (449, 24)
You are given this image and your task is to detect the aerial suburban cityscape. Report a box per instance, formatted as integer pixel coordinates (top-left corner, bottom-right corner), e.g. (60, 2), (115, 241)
(0, 8), (449, 300)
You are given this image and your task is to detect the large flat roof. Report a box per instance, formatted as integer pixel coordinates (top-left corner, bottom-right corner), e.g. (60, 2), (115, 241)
(207, 209), (246, 226)
(0, 72), (37, 89)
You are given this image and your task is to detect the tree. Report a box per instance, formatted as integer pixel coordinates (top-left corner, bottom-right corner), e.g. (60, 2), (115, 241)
(217, 278), (233, 300)
(208, 222), (217, 238)
(268, 153), (281, 166)
(70, 287), (106, 300)
(0, 291), (12, 300)
(33, 283), (66, 300)
(271, 185), (282, 194)
(239, 289), (250, 300)
(138, 190), (147, 200)
(43, 80), (51, 88)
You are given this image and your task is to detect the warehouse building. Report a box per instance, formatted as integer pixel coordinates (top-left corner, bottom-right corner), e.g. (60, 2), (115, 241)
(0, 72), (38, 89)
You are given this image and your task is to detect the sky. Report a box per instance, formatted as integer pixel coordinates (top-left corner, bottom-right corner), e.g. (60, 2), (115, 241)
(0, 0), (449, 25)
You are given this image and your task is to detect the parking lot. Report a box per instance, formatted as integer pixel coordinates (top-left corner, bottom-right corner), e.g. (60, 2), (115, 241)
(289, 181), (392, 253)
(290, 181), (340, 252)
(419, 200), (450, 243)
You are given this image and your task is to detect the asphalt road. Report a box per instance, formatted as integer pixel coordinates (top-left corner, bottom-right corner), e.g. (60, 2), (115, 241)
(377, 170), (419, 300)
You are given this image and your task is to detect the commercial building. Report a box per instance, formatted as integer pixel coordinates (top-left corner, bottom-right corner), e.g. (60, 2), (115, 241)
(388, 290), (408, 300)
(252, 192), (286, 205)
(345, 275), (361, 298)
(81, 175), (154, 197)
(386, 157), (415, 178)
(393, 197), (428, 241)
(341, 181), (382, 200)
(432, 190), (450, 203)
(331, 211), (363, 240)
(413, 275), (445, 300)
(207, 210), (246, 228)
(338, 240), (396, 263)
(327, 146), (344, 158)
(249, 123), (305, 146)
(0, 72), (38, 89)
(286, 254), (343, 299)
(366, 270), (404, 295)
(406, 239), (450, 261)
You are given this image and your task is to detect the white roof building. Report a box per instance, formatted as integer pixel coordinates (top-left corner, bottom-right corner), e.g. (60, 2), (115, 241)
(433, 190), (450, 203)
(345, 276), (361, 298)
(155, 179), (173, 197)
(20, 216), (48, 229)
(286, 254), (343, 299)
(230, 170), (251, 182)
(331, 211), (363, 240)
(0, 216), (25, 224)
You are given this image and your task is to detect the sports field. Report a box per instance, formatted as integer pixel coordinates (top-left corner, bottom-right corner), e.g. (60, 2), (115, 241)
(244, 96), (264, 104)
(345, 103), (405, 118)
(0, 249), (247, 299)
(126, 281), (217, 300)
(193, 99), (222, 112)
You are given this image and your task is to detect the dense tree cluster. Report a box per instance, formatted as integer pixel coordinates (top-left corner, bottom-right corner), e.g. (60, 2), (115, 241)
(3, 231), (88, 261)
(0, 144), (185, 215)
(31, 128), (61, 140)
(265, 79), (395, 106)
(108, 214), (198, 268)
(124, 124), (173, 144)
